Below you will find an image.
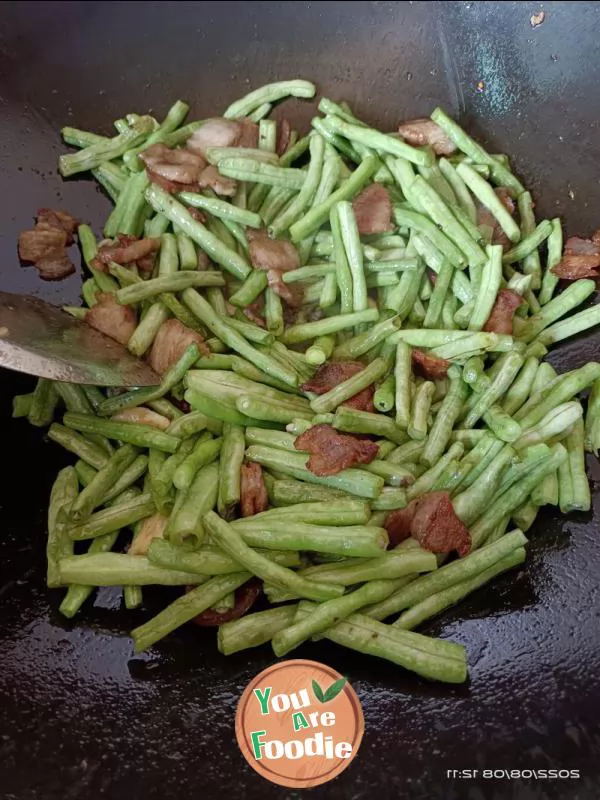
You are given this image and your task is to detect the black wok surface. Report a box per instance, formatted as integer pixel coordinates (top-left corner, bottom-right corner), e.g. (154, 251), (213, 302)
(1, 2), (600, 798)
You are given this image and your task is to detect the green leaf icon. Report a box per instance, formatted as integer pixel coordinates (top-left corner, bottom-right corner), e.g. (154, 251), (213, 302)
(323, 677), (347, 702)
(312, 679), (325, 703)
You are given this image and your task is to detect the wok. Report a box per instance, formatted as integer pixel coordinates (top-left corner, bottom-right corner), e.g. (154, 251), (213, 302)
(1, 2), (599, 798)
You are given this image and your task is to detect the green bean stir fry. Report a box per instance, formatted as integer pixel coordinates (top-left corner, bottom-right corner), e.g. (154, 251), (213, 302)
(16, 79), (600, 685)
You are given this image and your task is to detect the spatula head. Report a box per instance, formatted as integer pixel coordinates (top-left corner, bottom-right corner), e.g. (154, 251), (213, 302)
(0, 292), (160, 386)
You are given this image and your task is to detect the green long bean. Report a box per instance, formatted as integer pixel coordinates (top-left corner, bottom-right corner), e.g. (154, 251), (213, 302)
(408, 381), (435, 441)
(173, 436), (222, 490)
(310, 357), (389, 414)
(12, 393), (33, 418)
(502, 356), (540, 416)
(281, 308), (379, 344)
(407, 441), (464, 500)
(69, 445), (139, 522)
(69, 493), (155, 541)
(462, 352), (524, 428)
(468, 244), (502, 331)
(430, 108), (524, 196)
(395, 547), (526, 630)
(272, 578), (415, 656)
(116, 272), (224, 305)
(131, 572), (250, 651)
(330, 202), (353, 313)
(218, 606), (298, 655)
(421, 369), (468, 465)
(48, 424), (110, 469)
(323, 115), (432, 166)
(306, 335), (335, 365)
(97, 345), (200, 416)
(515, 402), (582, 452)
(128, 302), (169, 357)
(296, 603), (467, 683)
(59, 116), (154, 176)
(538, 303), (600, 347)
(411, 175), (488, 266)
(470, 445), (566, 548)
(245, 444), (384, 499)
(516, 363), (600, 429)
(333, 406), (407, 444)
(518, 279), (596, 342)
(146, 184), (251, 280)
(269, 133), (325, 236)
(289, 156), (379, 242)
(562, 417), (591, 512)
(182, 289), (297, 386)
(28, 379), (59, 428)
(338, 200), (368, 312)
(453, 444), (515, 526)
(232, 520), (387, 558)
(503, 218), (553, 265)
(217, 424), (245, 519)
(204, 511), (343, 601)
(224, 80), (316, 119)
(393, 206), (467, 269)
(299, 549), (437, 586)
(364, 529), (527, 621)
(374, 375), (396, 413)
(538, 218), (563, 305)
(233, 497), (370, 527)
(47, 467), (79, 588)
(63, 412), (181, 452)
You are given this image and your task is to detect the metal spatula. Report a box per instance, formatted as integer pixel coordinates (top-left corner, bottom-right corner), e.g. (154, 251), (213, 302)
(0, 292), (160, 386)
